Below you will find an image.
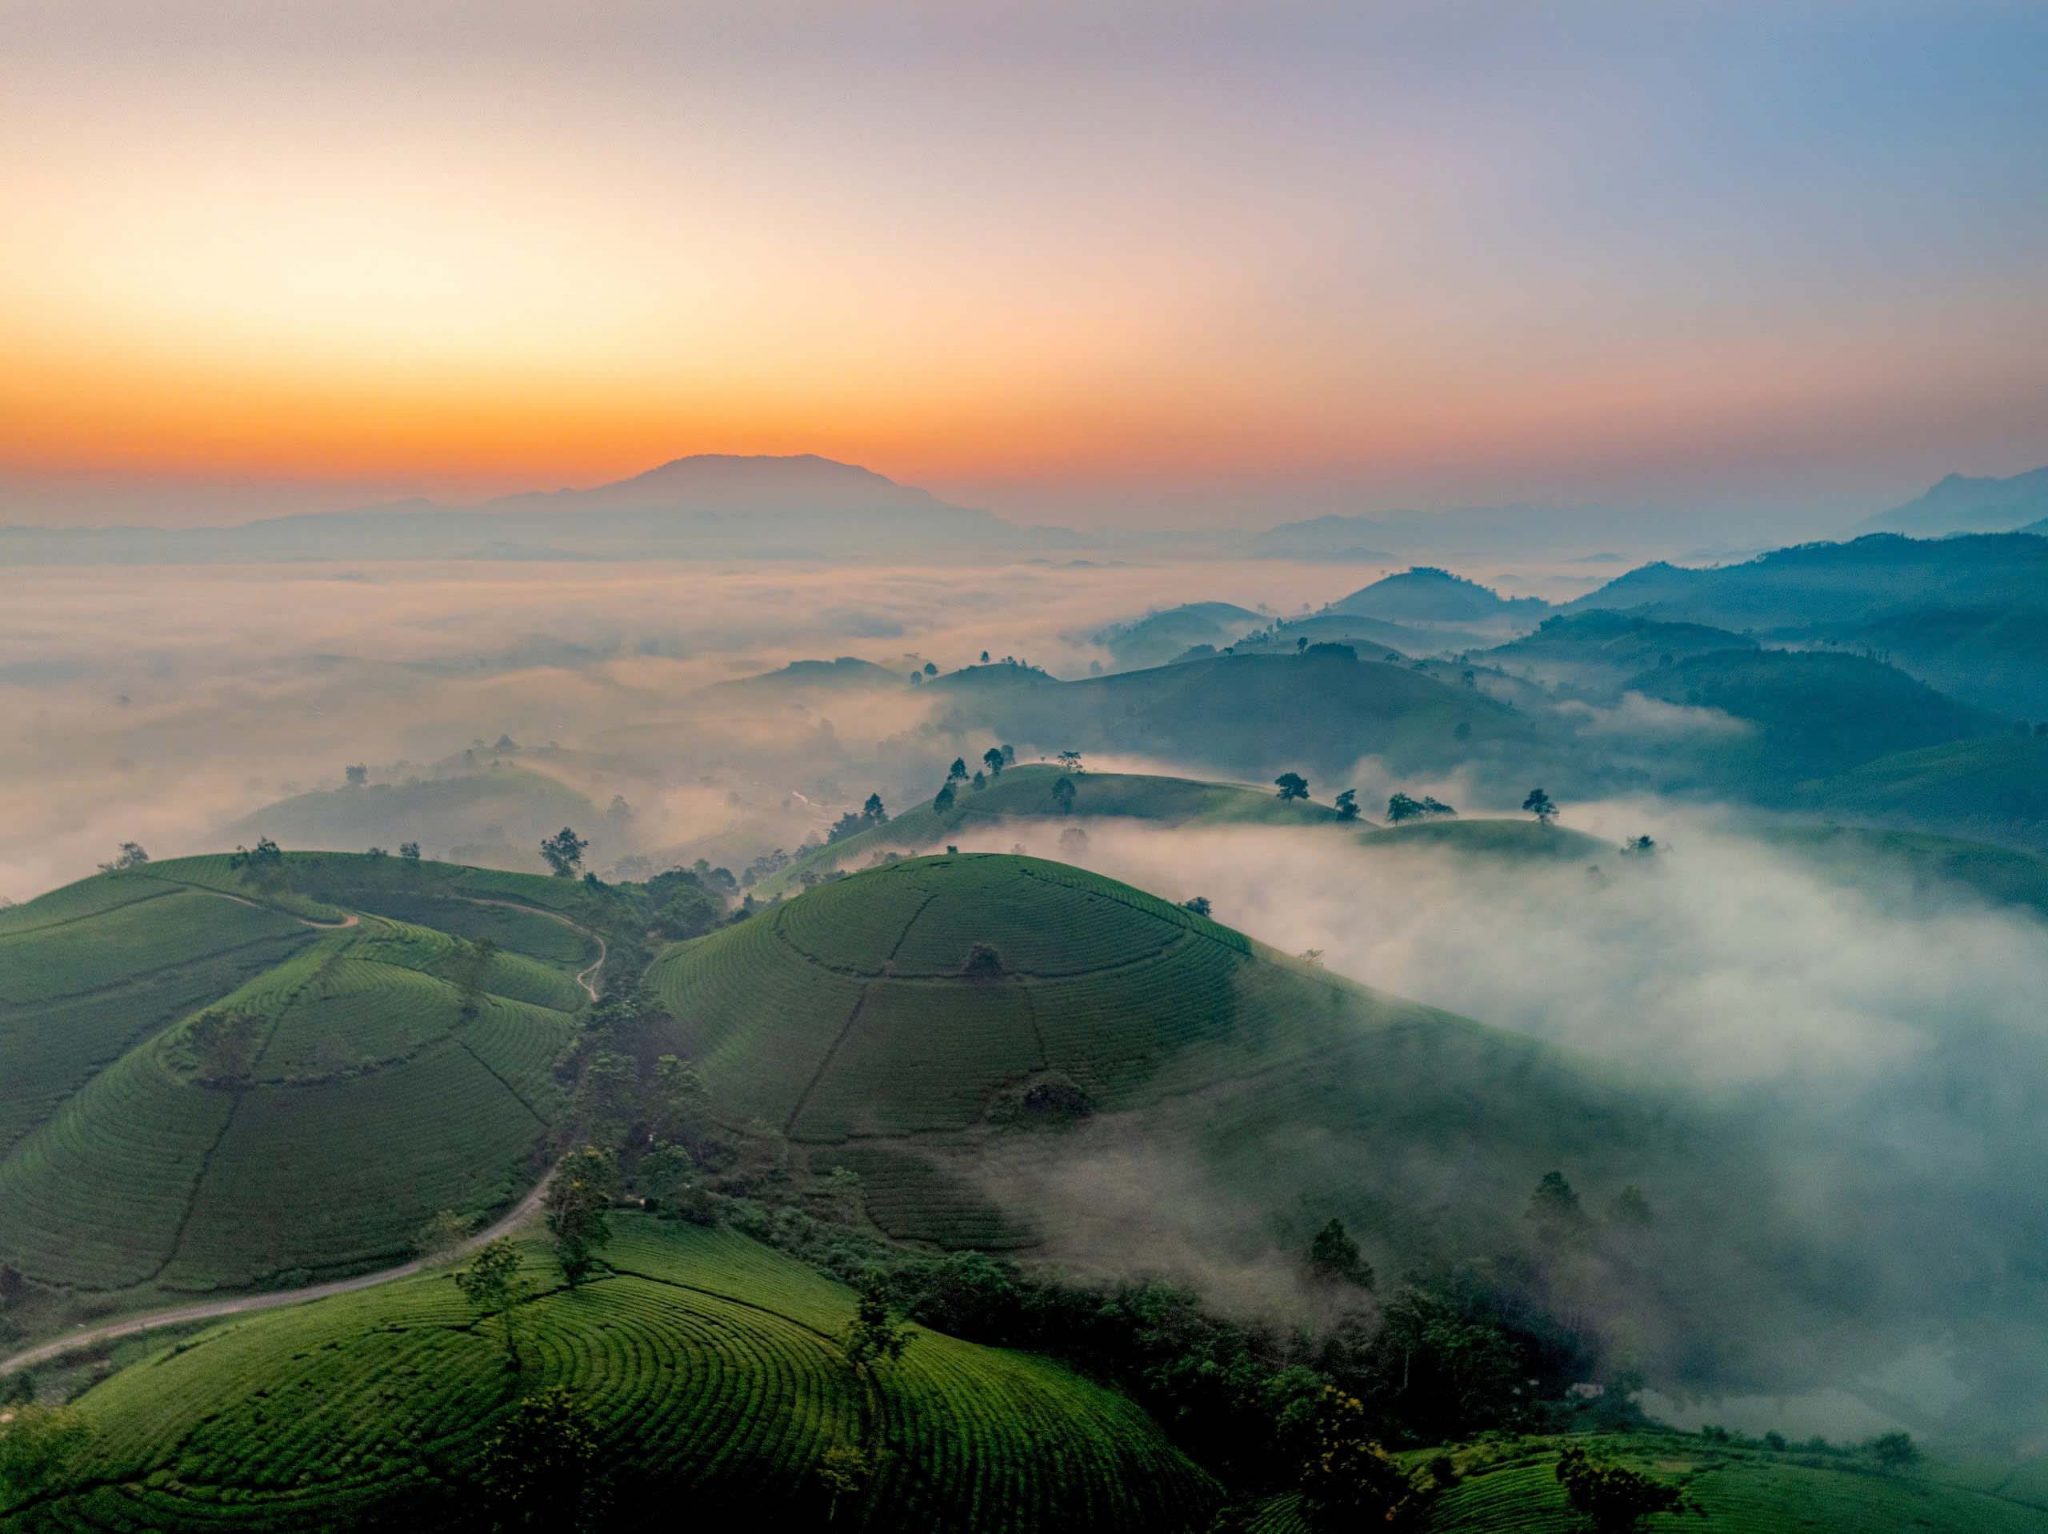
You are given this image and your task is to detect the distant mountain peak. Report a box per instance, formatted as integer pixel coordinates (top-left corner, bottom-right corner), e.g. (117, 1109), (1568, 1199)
(1860, 464), (2048, 536)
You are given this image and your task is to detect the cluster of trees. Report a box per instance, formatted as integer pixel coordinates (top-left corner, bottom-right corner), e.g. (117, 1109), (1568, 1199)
(826, 793), (888, 845)
(1523, 787), (1560, 825)
(1385, 792), (1457, 824)
(96, 841), (149, 874)
(933, 746), (1016, 811)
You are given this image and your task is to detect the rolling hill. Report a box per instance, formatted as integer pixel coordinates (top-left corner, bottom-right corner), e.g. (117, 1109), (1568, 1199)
(1326, 567), (1551, 628)
(1091, 603), (1264, 671)
(219, 766), (602, 870)
(644, 853), (1806, 1386)
(1623, 649), (2003, 783)
(756, 764), (1345, 895)
(5, 1216), (1217, 1532)
(930, 648), (1552, 782)
(1486, 611), (1758, 689)
(1799, 735), (2048, 852)
(0, 854), (612, 1328)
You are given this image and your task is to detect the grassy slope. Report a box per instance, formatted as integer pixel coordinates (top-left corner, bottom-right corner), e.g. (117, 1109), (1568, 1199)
(758, 764), (1344, 896)
(12, 1216), (1218, 1533)
(1252, 1433), (2048, 1534)
(648, 856), (1756, 1326)
(1800, 735), (2048, 851)
(0, 855), (605, 1314)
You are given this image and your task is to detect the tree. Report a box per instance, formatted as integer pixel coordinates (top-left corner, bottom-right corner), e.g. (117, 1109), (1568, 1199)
(816, 1441), (876, 1523)
(1620, 834), (1656, 856)
(1334, 790), (1359, 821)
(1274, 772), (1310, 801)
(1527, 1171), (1588, 1245)
(476, 1385), (607, 1530)
(1386, 792), (1425, 824)
(1607, 1185), (1654, 1228)
(1307, 1218), (1374, 1289)
(1182, 895), (1212, 917)
(414, 1209), (472, 1259)
(185, 1009), (263, 1085)
(454, 1238), (527, 1370)
(229, 836), (286, 890)
(1296, 1387), (1430, 1530)
(97, 841), (150, 873)
(1867, 1431), (1919, 1469)
(982, 747), (1006, 778)
(0, 1402), (92, 1506)
(1523, 787), (1559, 825)
(1052, 775), (1077, 814)
(545, 1147), (617, 1285)
(648, 1055), (709, 1149)
(1057, 749), (1084, 773)
(862, 792), (887, 824)
(947, 757), (968, 782)
(1000, 744), (1016, 766)
(573, 1051), (637, 1146)
(980, 650), (991, 663)
(970, 770), (987, 792)
(638, 1143), (715, 1224)
(540, 826), (589, 878)
(1554, 1446), (1697, 1532)
(399, 841), (421, 862)
(844, 1274), (914, 1377)
(933, 781), (957, 813)
(923, 661), (937, 677)
(344, 763), (368, 786)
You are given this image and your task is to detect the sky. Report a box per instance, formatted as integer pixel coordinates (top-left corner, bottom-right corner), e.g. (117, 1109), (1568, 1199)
(4, 0), (2045, 530)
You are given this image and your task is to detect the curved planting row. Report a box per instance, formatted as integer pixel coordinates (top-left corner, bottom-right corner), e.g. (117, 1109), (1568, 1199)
(14, 1220), (1216, 1533)
(0, 892), (305, 1007)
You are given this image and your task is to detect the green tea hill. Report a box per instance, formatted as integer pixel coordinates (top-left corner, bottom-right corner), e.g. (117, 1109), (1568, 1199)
(0, 854), (613, 1321)
(5, 1216), (1217, 1533)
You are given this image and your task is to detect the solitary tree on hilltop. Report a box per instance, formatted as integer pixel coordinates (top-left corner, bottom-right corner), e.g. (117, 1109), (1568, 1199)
(1523, 787), (1559, 826)
(344, 763), (367, 786)
(540, 826), (589, 878)
(1182, 896), (1211, 917)
(98, 841), (150, 873)
(1057, 749), (1084, 773)
(862, 792), (887, 824)
(983, 747), (1006, 778)
(399, 841), (421, 862)
(1275, 772), (1310, 801)
(947, 757), (968, 781)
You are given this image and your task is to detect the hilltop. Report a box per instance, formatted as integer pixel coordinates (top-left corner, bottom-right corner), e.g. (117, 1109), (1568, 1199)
(643, 853), (1799, 1382)
(1858, 465), (2048, 537)
(0, 853), (624, 1334)
(1486, 610), (1758, 689)
(757, 763), (1345, 895)
(1326, 566), (1551, 628)
(1091, 602), (1265, 671)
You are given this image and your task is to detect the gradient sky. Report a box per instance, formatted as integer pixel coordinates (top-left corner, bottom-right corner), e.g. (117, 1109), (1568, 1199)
(4, 1), (2045, 529)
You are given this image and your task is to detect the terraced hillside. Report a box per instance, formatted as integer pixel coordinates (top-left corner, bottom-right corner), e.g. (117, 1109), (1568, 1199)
(7, 1216), (1217, 1532)
(0, 855), (604, 1317)
(648, 855), (1761, 1329)
(760, 764), (1345, 894)
(1252, 1433), (2048, 1534)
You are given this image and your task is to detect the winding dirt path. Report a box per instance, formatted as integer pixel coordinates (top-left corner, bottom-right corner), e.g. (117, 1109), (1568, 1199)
(0, 895), (608, 1378)
(0, 1164), (555, 1377)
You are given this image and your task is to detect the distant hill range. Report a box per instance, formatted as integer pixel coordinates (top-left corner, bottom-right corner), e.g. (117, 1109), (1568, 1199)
(0, 454), (1079, 563)
(1857, 465), (2048, 537)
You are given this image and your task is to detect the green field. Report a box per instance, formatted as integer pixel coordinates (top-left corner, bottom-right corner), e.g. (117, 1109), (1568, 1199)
(758, 764), (1345, 895)
(1252, 1433), (2048, 1533)
(0, 856), (602, 1317)
(648, 854), (1760, 1329)
(7, 1215), (1218, 1532)
(1362, 817), (1614, 862)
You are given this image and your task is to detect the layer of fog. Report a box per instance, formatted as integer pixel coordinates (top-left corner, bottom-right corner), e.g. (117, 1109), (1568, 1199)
(0, 556), (1365, 900)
